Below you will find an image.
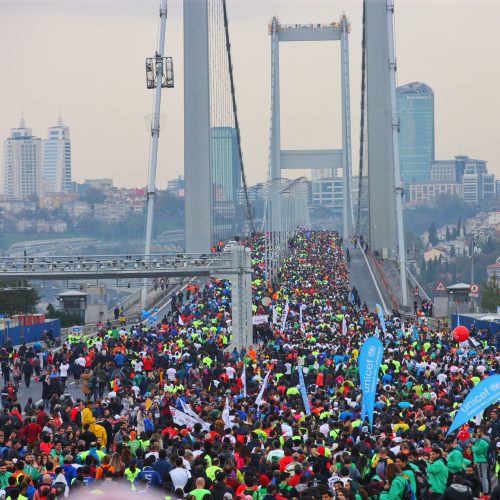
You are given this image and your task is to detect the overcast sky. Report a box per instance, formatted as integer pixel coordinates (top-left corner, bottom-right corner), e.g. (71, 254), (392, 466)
(1, 0), (499, 188)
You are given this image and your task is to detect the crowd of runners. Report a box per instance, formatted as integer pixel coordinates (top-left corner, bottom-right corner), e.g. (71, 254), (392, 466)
(0, 230), (498, 500)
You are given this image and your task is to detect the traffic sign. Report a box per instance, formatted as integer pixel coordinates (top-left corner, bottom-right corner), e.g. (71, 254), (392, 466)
(435, 280), (446, 292)
(71, 325), (83, 334)
(470, 283), (480, 294)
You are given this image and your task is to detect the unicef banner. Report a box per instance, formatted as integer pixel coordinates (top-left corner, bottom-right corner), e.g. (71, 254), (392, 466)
(376, 304), (387, 333)
(359, 336), (384, 430)
(447, 375), (500, 435)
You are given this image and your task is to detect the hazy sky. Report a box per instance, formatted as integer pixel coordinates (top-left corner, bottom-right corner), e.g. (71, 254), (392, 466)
(1, 0), (499, 189)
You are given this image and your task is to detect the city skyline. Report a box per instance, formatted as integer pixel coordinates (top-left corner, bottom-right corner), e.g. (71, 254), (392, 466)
(1, 0), (499, 189)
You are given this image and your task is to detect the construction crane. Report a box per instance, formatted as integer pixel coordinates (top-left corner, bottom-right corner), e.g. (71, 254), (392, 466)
(141, 0), (174, 309)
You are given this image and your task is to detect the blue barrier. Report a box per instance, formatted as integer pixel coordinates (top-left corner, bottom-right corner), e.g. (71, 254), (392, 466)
(451, 314), (500, 334)
(0, 320), (61, 347)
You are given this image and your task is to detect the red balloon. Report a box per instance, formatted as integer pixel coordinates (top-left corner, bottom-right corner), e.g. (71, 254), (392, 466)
(453, 325), (470, 342)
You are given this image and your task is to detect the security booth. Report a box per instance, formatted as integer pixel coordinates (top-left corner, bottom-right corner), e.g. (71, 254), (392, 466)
(56, 290), (87, 323)
(446, 283), (472, 315)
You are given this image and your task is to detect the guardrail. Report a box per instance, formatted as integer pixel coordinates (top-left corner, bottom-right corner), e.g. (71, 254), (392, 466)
(406, 265), (431, 302)
(365, 248), (400, 311)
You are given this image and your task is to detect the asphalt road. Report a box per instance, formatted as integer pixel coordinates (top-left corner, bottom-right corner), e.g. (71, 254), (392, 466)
(347, 244), (386, 311)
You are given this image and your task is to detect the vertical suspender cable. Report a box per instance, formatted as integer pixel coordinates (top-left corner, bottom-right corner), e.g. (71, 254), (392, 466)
(222, 0), (256, 234)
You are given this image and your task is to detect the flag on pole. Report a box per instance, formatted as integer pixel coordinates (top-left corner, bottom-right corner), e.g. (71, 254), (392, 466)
(280, 300), (289, 332)
(272, 306), (278, 325)
(376, 304), (387, 333)
(242, 363), (247, 398)
(222, 396), (235, 429)
(255, 369), (271, 407)
(178, 315), (184, 326)
(297, 361), (311, 415)
(359, 336), (384, 430)
(342, 317), (347, 337)
(299, 304), (306, 331)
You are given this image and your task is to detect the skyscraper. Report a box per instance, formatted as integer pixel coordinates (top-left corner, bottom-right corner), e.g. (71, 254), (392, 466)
(397, 82), (435, 184)
(2, 118), (42, 200)
(42, 116), (72, 193)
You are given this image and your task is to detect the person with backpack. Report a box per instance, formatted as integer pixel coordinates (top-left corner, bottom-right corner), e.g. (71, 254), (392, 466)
(379, 463), (414, 500)
(394, 454), (418, 498)
(471, 426), (492, 496)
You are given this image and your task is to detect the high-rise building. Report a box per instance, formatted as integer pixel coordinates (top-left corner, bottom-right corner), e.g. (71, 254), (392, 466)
(2, 118), (42, 200)
(42, 117), (72, 193)
(210, 127), (241, 242)
(397, 82), (435, 184)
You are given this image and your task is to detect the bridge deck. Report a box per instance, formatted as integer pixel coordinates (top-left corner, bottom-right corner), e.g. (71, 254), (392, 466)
(347, 244), (386, 311)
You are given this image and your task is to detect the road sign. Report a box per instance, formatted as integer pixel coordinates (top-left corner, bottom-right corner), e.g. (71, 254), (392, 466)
(470, 283), (480, 294)
(435, 280), (446, 292)
(71, 326), (83, 334)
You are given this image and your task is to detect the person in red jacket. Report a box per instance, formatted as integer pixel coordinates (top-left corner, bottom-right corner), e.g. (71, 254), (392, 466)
(24, 417), (41, 452)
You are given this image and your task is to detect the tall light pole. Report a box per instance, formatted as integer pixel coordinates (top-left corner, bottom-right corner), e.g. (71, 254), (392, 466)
(141, 0), (174, 309)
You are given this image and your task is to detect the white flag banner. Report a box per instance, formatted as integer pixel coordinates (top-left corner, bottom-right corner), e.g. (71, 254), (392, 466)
(222, 396), (236, 429)
(272, 306), (278, 325)
(179, 399), (199, 419)
(252, 315), (268, 325)
(280, 300), (290, 332)
(299, 304), (306, 331)
(242, 363), (247, 398)
(178, 315), (184, 326)
(342, 317), (347, 337)
(170, 406), (210, 431)
(255, 369), (271, 407)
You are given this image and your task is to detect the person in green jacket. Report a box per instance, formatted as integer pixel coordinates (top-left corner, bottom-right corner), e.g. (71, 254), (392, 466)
(427, 448), (449, 498)
(472, 427), (491, 495)
(447, 440), (469, 476)
(380, 463), (412, 500)
(395, 453), (416, 496)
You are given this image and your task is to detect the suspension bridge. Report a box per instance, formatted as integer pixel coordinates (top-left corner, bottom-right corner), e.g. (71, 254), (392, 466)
(1, 0), (424, 349)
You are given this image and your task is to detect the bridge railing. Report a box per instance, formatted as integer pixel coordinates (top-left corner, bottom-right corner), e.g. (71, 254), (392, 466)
(0, 253), (231, 280)
(365, 248), (400, 311)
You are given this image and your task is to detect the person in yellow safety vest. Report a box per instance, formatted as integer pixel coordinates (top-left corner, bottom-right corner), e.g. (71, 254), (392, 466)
(124, 461), (141, 490)
(81, 402), (96, 433)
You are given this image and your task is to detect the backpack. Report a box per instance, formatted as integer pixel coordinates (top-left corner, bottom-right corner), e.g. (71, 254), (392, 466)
(401, 476), (416, 500)
(412, 468), (430, 500)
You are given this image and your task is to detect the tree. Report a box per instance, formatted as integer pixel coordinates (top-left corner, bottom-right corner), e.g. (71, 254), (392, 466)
(428, 222), (438, 246)
(481, 275), (500, 312)
(0, 280), (40, 316)
(445, 226), (451, 241)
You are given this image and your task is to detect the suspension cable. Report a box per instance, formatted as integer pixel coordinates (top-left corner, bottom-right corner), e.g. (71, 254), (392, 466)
(221, 0), (256, 234)
(355, 0), (367, 237)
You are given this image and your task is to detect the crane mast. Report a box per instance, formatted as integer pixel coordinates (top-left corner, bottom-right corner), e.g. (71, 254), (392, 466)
(141, 0), (174, 309)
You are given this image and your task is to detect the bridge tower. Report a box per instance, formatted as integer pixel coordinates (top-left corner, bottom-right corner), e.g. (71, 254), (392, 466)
(365, 0), (407, 306)
(184, 0), (212, 254)
(269, 16), (353, 240)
